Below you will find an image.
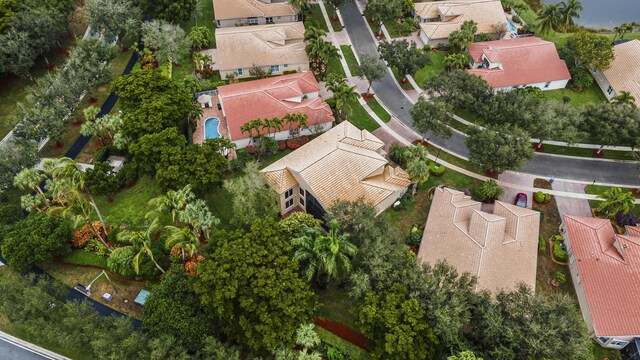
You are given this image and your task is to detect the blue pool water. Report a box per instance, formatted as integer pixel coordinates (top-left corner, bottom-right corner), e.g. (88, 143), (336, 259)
(506, 17), (517, 32)
(205, 117), (221, 139)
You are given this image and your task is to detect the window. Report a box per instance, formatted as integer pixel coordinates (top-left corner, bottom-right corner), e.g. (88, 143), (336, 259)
(299, 188), (305, 196)
(285, 188), (294, 199)
(216, 20), (221, 26)
(285, 198), (294, 209)
(299, 198), (305, 206)
(266, 17), (273, 23)
(611, 340), (628, 347)
(237, 68), (243, 76)
(284, 64), (289, 68)
(598, 337), (610, 344)
(247, 17), (258, 25)
(606, 85), (614, 95)
(271, 65), (280, 73)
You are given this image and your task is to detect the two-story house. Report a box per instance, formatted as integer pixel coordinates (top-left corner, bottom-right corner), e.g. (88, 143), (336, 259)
(213, 0), (298, 28)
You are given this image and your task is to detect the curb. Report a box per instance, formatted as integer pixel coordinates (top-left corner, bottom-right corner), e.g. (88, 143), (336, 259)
(0, 331), (71, 360)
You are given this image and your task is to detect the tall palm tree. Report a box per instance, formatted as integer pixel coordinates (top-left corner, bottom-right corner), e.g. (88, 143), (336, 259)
(304, 26), (326, 41)
(179, 199), (219, 240)
(240, 122), (254, 143)
(250, 118), (264, 142)
(558, 0), (583, 30)
(118, 218), (166, 274)
(404, 145), (430, 193)
(147, 185), (196, 223)
(597, 187), (637, 218)
(327, 79), (360, 121)
(13, 168), (50, 210)
(165, 225), (200, 261)
(284, 113), (309, 138)
(612, 91), (636, 107)
(292, 220), (357, 288)
(537, 4), (562, 34)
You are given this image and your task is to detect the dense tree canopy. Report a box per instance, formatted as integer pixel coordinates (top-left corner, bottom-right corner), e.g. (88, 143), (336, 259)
(223, 162), (279, 228)
(1, 213), (73, 271)
(139, 0), (196, 22)
(85, 0), (141, 44)
(0, 139), (39, 193)
(567, 32), (614, 71)
(466, 125), (534, 173)
(580, 102), (640, 149)
(412, 97), (454, 138)
(379, 39), (431, 80)
(423, 70), (491, 112)
(194, 218), (317, 352)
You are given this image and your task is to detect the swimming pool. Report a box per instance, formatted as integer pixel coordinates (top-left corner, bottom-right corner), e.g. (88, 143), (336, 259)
(506, 17), (518, 32)
(204, 117), (221, 139)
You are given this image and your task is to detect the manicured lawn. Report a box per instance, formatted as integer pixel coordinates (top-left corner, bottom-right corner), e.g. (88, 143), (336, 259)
(391, 68), (415, 90)
(413, 51), (446, 86)
(62, 249), (108, 268)
(324, 5), (343, 32)
(540, 144), (637, 161)
(364, 97), (391, 122)
(306, 5), (329, 32)
(590, 341), (622, 360)
(93, 176), (160, 229)
(346, 100), (380, 132)
(543, 81), (607, 107)
(383, 19), (404, 38)
(180, 0), (216, 48)
(340, 45), (359, 75)
(325, 55), (347, 79)
(317, 286), (357, 329)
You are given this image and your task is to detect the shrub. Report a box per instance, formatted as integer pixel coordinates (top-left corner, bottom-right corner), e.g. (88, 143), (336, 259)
(231, 148), (254, 171)
(117, 161), (139, 187)
(283, 70), (297, 75)
(72, 222), (105, 249)
(474, 33), (494, 42)
(407, 224), (422, 246)
(544, 193), (552, 203)
(472, 179), (504, 202)
(428, 161), (446, 176)
(107, 246), (159, 280)
(326, 346), (346, 360)
(85, 239), (110, 257)
(400, 191), (415, 207)
(615, 211), (638, 227)
(277, 140), (287, 150)
(552, 237), (568, 262)
(84, 161), (120, 197)
(254, 136), (279, 158)
(562, 95), (571, 104)
(538, 235), (546, 253)
(534, 191), (545, 203)
(570, 67), (594, 91)
(511, 15), (521, 23)
(389, 143), (408, 165)
(555, 271), (567, 284)
(286, 136), (309, 150)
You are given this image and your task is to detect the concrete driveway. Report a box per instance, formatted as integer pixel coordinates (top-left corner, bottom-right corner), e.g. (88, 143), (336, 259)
(498, 172), (536, 209)
(552, 181), (592, 218)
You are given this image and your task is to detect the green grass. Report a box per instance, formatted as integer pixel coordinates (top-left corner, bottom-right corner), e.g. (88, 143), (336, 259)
(325, 55), (347, 79)
(391, 68), (415, 90)
(317, 286), (357, 328)
(364, 96), (391, 122)
(383, 19), (404, 38)
(324, 5), (343, 32)
(346, 99), (380, 132)
(543, 81), (607, 107)
(340, 45), (359, 75)
(306, 5), (329, 32)
(590, 340), (622, 360)
(93, 176), (160, 229)
(62, 249), (108, 268)
(413, 51), (446, 86)
(316, 327), (371, 360)
(540, 144), (637, 160)
(180, 0), (216, 48)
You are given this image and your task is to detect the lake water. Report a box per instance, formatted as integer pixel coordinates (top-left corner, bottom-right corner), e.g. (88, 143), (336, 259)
(546, 0), (640, 29)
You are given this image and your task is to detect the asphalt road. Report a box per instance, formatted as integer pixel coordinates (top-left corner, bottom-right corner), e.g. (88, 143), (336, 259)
(340, 2), (640, 186)
(0, 337), (50, 360)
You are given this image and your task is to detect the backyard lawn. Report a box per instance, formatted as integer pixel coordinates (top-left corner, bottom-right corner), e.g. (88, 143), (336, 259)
(413, 51), (446, 86)
(364, 97), (391, 122)
(543, 81), (607, 107)
(93, 176), (160, 228)
(180, 0), (216, 48)
(317, 286), (357, 329)
(340, 45), (359, 75)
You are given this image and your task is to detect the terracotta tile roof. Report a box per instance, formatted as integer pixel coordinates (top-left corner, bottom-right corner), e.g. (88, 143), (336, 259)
(628, 226), (640, 237)
(260, 122), (411, 213)
(215, 22), (307, 71)
(217, 72), (334, 140)
(213, 0), (296, 21)
(466, 37), (571, 88)
(414, 0), (508, 41)
(418, 187), (540, 294)
(602, 40), (640, 102)
(564, 215), (640, 337)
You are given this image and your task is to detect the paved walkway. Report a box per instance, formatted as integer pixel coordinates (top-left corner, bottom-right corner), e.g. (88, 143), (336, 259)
(339, 1), (640, 187)
(552, 181), (593, 218)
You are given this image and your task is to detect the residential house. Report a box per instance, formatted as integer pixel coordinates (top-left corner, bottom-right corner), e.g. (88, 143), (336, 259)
(561, 215), (640, 350)
(418, 186), (540, 294)
(214, 22), (309, 79)
(413, 0), (509, 47)
(261, 121), (412, 218)
(466, 37), (571, 91)
(216, 71), (334, 149)
(591, 39), (640, 102)
(213, 0), (298, 28)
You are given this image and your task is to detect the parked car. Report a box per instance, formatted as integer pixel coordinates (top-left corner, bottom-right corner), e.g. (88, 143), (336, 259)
(514, 193), (527, 208)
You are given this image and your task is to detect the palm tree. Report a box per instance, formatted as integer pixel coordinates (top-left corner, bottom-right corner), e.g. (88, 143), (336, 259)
(614, 23), (634, 40)
(147, 185), (196, 223)
(596, 187), (637, 217)
(400, 0), (414, 14)
(292, 220), (357, 288)
(559, 0), (583, 30)
(249, 118), (264, 142)
(284, 113), (309, 138)
(289, 0), (309, 22)
(13, 168), (50, 210)
(404, 145), (430, 193)
(240, 122), (254, 143)
(304, 26), (326, 41)
(118, 218), (166, 274)
(165, 225), (200, 261)
(443, 53), (469, 71)
(612, 91), (636, 107)
(537, 4), (562, 34)
(306, 38), (341, 76)
(179, 199), (219, 240)
(328, 83), (360, 121)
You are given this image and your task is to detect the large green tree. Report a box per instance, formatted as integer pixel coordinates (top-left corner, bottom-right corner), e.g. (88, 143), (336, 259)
(379, 39), (431, 81)
(411, 97), (454, 138)
(1, 213), (73, 271)
(423, 70), (490, 112)
(357, 283), (438, 360)
(223, 161), (279, 228)
(596, 187), (637, 217)
(567, 32), (614, 70)
(0, 139), (39, 194)
(139, 0), (195, 22)
(356, 53), (387, 95)
(85, 0), (141, 45)
(465, 125), (534, 173)
(193, 218), (317, 352)
(364, 0), (402, 33)
(580, 102), (640, 151)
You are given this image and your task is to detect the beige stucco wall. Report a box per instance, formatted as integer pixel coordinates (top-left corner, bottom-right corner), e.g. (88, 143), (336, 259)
(216, 15), (298, 28)
(219, 63), (309, 80)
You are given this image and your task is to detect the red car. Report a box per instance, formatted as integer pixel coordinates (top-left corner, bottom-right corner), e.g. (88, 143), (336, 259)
(514, 193), (528, 208)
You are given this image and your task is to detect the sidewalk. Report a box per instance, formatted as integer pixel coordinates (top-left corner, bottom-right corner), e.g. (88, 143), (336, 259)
(0, 330), (70, 360)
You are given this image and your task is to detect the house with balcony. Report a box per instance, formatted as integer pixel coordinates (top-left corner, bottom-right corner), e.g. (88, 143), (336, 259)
(466, 37), (571, 92)
(214, 22), (309, 79)
(413, 0), (509, 47)
(418, 186), (540, 294)
(213, 0), (298, 28)
(212, 71), (334, 149)
(561, 215), (640, 350)
(261, 121), (412, 218)
(591, 39), (640, 102)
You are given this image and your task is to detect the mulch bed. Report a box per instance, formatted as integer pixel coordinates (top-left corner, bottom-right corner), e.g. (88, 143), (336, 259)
(314, 318), (369, 350)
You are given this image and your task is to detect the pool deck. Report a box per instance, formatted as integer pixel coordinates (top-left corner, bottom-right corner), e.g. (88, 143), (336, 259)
(194, 99), (229, 144)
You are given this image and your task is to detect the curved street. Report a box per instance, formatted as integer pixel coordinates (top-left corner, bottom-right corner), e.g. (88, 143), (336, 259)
(340, 1), (640, 186)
